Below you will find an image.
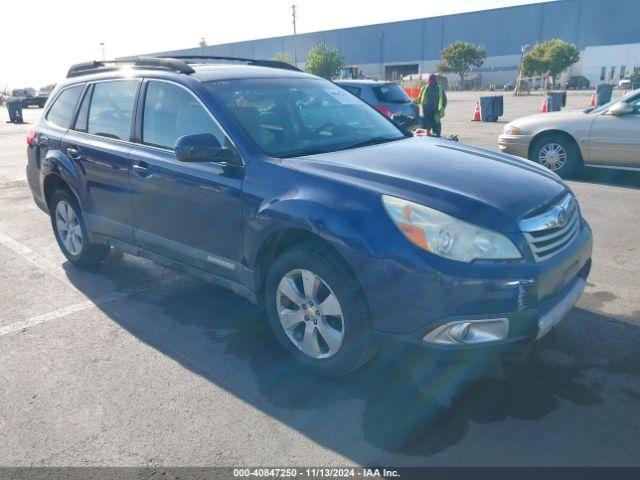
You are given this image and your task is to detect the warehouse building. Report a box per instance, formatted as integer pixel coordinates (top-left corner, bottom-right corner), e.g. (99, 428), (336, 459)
(141, 0), (640, 88)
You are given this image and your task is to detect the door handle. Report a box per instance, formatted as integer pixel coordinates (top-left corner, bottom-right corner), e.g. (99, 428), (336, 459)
(132, 161), (153, 178)
(66, 146), (82, 159)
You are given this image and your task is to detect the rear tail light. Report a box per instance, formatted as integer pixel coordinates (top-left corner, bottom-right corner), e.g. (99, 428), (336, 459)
(26, 127), (36, 146)
(374, 105), (393, 118)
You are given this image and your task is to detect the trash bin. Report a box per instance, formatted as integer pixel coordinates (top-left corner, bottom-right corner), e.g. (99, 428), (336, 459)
(595, 83), (614, 106)
(479, 96), (500, 122)
(6, 99), (23, 124)
(551, 90), (567, 107)
(546, 91), (565, 112)
(493, 95), (504, 118)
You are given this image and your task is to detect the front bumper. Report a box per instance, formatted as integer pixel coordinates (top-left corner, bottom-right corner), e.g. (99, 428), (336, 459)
(359, 223), (592, 349)
(498, 134), (533, 158)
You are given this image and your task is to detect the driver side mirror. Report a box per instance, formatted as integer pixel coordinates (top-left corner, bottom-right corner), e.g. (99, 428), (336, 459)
(175, 133), (243, 166)
(607, 102), (634, 116)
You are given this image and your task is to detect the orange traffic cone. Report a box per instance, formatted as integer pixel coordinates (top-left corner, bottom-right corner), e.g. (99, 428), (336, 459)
(541, 97), (548, 113)
(589, 93), (596, 107)
(471, 100), (481, 121)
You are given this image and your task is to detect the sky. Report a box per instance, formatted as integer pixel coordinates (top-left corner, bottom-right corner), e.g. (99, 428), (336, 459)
(0, 0), (554, 89)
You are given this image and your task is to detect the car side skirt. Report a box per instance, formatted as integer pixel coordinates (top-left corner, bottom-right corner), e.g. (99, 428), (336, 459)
(92, 233), (260, 305)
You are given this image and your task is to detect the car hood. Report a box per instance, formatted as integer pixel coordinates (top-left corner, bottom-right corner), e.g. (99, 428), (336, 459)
(285, 137), (568, 232)
(509, 109), (592, 130)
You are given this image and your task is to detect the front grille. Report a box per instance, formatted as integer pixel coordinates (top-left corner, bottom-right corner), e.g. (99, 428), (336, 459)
(520, 193), (581, 262)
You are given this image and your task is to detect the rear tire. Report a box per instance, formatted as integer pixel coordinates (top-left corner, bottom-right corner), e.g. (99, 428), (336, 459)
(265, 242), (376, 376)
(530, 133), (582, 178)
(50, 188), (111, 267)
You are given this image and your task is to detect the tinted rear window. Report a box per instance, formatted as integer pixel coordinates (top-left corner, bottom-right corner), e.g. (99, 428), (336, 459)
(372, 84), (410, 103)
(46, 85), (83, 128)
(340, 85), (362, 97)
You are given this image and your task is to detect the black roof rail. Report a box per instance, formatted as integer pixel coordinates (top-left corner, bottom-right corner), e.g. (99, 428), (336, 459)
(66, 57), (195, 78)
(160, 55), (302, 72)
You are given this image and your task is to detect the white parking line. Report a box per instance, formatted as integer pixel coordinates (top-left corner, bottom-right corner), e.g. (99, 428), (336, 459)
(0, 230), (74, 288)
(0, 229), (181, 338)
(0, 289), (139, 337)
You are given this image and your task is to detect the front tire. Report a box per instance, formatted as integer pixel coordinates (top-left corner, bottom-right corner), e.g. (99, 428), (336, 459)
(530, 133), (582, 178)
(265, 242), (376, 376)
(50, 189), (110, 267)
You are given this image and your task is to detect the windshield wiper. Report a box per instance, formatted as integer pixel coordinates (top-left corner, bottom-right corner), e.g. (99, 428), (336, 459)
(279, 146), (335, 158)
(279, 136), (403, 158)
(341, 136), (402, 151)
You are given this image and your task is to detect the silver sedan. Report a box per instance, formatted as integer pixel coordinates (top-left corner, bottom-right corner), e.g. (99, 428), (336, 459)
(499, 89), (640, 177)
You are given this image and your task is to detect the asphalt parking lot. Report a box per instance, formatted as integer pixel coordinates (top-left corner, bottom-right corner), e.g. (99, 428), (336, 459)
(1, 92), (639, 467)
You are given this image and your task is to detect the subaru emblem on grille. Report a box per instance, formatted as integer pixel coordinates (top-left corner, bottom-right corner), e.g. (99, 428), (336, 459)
(519, 194), (580, 262)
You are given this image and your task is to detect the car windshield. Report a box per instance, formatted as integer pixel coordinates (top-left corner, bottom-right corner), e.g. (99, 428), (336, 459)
(206, 78), (405, 158)
(589, 89), (640, 114)
(372, 84), (412, 104)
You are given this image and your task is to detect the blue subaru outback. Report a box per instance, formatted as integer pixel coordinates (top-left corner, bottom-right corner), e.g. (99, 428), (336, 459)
(26, 57), (592, 376)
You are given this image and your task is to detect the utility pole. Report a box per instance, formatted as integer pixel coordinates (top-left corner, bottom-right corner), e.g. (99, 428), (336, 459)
(514, 43), (529, 96)
(100, 42), (106, 61)
(292, 4), (298, 66)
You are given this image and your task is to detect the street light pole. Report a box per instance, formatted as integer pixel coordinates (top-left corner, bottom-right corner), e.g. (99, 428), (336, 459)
(515, 43), (529, 96)
(100, 42), (106, 61)
(292, 4), (297, 66)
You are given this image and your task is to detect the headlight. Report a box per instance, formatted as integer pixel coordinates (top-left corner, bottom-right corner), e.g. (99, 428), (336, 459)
(503, 125), (523, 135)
(382, 196), (522, 262)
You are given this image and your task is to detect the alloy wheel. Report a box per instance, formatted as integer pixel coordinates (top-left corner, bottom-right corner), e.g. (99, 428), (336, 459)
(55, 200), (83, 256)
(538, 142), (567, 171)
(276, 269), (345, 359)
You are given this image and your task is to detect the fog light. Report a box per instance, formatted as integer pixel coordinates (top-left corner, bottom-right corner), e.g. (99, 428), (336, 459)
(449, 322), (471, 342)
(424, 318), (509, 345)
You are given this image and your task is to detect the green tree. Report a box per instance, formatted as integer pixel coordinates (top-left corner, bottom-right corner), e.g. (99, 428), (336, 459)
(272, 52), (294, 65)
(630, 68), (640, 83)
(305, 44), (345, 80)
(522, 39), (580, 86)
(437, 41), (486, 88)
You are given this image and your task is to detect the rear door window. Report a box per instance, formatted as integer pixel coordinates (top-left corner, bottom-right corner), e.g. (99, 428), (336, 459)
(46, 85), (83, 128)
(73, 85), (92, 132)
(88, 80), (139, 141)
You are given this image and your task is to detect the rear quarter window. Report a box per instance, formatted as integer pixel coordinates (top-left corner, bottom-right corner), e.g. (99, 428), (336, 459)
(46, 85), (84, 128)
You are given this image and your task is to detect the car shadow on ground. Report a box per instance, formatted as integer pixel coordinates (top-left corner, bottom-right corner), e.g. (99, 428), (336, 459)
(574, 167), (640, 190)
(63, 256), (640, 463)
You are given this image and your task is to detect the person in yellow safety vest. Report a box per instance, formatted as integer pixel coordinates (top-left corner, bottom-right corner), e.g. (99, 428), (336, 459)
(418, 74), (447, 137)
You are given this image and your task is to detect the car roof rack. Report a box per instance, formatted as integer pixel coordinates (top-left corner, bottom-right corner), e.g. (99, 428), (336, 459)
(66, 57), (195, 78)
(161, 55), (302, 72)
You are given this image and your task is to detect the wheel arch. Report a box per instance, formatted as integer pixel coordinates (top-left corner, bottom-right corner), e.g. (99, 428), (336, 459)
(43, 173), (82, 212)
(252, 228), (360, 299)
(528, 129), (584, 164)
(41, 149), (84, 211)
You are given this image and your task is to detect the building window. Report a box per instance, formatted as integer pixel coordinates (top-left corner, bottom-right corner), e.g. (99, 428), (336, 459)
(600, 67), (606, 81)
